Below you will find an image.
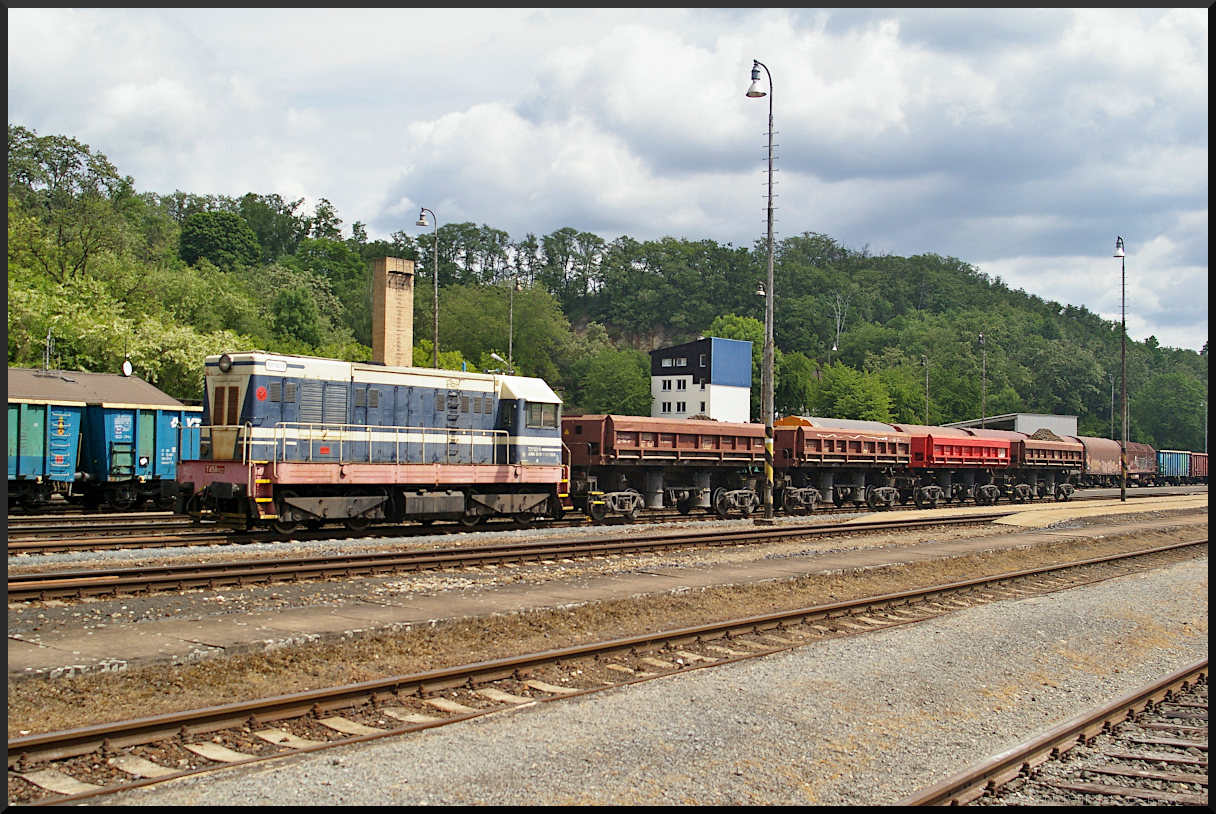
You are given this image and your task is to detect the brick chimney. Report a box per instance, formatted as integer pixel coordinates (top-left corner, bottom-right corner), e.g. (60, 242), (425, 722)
(371, 257), (415, 367)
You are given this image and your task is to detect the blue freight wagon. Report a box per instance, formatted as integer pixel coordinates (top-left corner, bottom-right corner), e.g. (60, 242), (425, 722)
(7, 397), (85, 511)
(8, 368), (202, 512)
(1155, 449), (1191, 485)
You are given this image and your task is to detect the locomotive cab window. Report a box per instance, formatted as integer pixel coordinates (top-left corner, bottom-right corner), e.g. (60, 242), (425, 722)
(525, 402), (558, 429)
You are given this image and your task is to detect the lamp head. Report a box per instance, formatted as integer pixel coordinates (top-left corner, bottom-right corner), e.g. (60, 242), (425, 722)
(490, 352), (506, 364)
(978, 333), (984, 346)
(756, 282), (766, 297)
(514, 278), (523, 291)
(1114, 236), (1125, 258)
(746, 61), (766, 97)
(415, 209), (430, 228)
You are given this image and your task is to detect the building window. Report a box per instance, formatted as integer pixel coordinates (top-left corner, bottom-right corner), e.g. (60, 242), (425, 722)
(661, 402), (671, 414)
(700, 401), (706, 412)
(676, 379), (686, 391)
(662, 379), (671, 391)
(661, 358), (673, 367)
(699, 354), (706, 367)
(676, 357), (687, 366)
(676, 401), (686, 413)
(699, 379), (706, 390)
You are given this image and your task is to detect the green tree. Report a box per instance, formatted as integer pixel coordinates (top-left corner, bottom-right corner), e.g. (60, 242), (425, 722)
(812, 362), (893, 421)
(577, 348), (653, 415)
(179, 211), (260, 269)
(272, 287), (324, 347)
(775, 351), (815, 417)
(237, 193), (311, 262)
(7, 125), (138, 282)
(1130, 372), (1206, 450)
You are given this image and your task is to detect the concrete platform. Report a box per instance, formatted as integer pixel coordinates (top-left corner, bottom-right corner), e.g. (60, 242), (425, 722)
(8, 506), (1207, 682)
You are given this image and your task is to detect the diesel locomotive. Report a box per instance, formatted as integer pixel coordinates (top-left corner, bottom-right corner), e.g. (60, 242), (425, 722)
(173, 351), (567, 531)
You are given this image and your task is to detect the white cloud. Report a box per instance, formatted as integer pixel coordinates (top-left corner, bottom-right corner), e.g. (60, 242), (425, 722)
(7, 8), (1207, 350)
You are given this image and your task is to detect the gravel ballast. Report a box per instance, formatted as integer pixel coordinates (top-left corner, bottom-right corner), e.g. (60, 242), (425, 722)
(99, 551), (1208, 806)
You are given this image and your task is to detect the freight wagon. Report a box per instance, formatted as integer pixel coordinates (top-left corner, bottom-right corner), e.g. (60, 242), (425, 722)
(7, 368), (202, 511)
(564, 414), (766, 519)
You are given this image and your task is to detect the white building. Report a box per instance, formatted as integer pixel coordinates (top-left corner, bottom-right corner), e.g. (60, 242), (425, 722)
(650, 337), (752, 424)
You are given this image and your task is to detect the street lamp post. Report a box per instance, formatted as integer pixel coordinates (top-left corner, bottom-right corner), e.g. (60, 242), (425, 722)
(1115, 237), (1127, 502)
(1109, 374), (1115, 440)
(508, 277), (522, 375)
(921, 355), (929, 424)
(416, 208), (439, 368)
(978, 333), (986, 428)
(747, 59), (776, 520)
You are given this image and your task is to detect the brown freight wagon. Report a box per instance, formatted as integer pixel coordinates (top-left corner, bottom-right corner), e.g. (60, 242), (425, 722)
(562, 414), (766, 519)
(1190, 452), (1208, 482)
(1072, 436), (1156, 486)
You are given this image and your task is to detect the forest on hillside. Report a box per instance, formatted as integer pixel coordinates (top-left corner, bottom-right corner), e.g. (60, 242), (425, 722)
(7, 125), (1209, 452)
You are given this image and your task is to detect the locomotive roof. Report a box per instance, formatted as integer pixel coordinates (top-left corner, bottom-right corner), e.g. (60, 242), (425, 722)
(206, 351), (562, 403)
(8, 367), (193, 409)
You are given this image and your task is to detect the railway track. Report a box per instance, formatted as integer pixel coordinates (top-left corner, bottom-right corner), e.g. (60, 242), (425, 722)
(8, 487), (1200, 555)
(7, 537), (1206, 805)
(9, 513), (1018, 602)
(900, 660), (1208, 806)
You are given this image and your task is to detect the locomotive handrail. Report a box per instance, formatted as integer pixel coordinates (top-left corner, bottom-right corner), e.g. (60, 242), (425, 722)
(267, 422), (511, 473)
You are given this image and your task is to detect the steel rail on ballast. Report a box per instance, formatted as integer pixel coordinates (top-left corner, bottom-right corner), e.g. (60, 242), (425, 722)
(7, 513), (1017, 601)
(8, 538), (1207, 798)
(897, 658), (1210, 806)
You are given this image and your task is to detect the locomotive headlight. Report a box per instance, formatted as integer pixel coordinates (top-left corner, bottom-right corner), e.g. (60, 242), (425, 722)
(218, 354), (233, 373)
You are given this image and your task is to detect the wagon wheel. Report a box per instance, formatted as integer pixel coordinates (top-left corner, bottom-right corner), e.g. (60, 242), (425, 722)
(913, 488), (938, 510)
(458, 514), (484, 527)
(780, 490), (801, 515)
(18, 493), (46, 513)
(713, 488), (731, 519)
(587, 499), (608, 523)
(676, 498), (694, 516)
(513, 513), (536, 528)
(272, 489), (302, 535)
(622, 489), (642, 521)
(153, 493), (177, 511)
(106, 489), (137, 512)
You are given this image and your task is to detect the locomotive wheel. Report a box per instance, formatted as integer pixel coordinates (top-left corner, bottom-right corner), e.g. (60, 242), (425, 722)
(272, 489), (301, 534)
(344, 487), (386, 531)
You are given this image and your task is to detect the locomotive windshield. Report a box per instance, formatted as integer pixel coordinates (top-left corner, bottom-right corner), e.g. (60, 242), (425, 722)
(526, 402), (559, 429)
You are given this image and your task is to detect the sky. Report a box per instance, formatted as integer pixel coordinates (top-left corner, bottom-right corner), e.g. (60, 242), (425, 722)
(7, 8), (1208, 351)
